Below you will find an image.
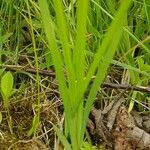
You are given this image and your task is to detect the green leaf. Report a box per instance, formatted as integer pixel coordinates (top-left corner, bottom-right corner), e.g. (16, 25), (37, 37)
(45, 48), (53, 68)
(1, 72), (14, 100)
(0, 69), (5, 77)
(81, 0), (131, 140)
(0, 112), (2, 124)
(39, 0), (72, 140)
(28, 114), (39, 136)
(0, 32), (13, 44)
(112, 60), (150, 77)
(81, 142), (97, 150)
(53, 125), (72, 150)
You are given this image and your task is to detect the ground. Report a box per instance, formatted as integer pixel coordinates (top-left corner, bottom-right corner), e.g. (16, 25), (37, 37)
(0, 66), (150, 149)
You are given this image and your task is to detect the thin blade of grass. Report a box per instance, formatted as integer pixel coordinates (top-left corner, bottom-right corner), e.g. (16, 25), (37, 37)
(52, 1), (81, 147)
(112, 60), (150, 77)
(73, 0), (89, 144)
(144, 0), (150, 31)
(81, 0), (131, 140)
(75, 0), (150, 106)
(53, 125), (72, 150)
(53, 0), (76, 106)
(25, 0), (41, 136)
(91, 0), (150, 54)
(73, 0), (89, 111)
(74, 0), (89, 81)
(38, 0), (67, 105)
(38, 0), (72, 133)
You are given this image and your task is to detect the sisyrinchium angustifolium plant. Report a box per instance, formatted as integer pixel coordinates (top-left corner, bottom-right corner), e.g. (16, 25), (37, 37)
(38, 0), (131, 149)
(0, 1), (149, 148)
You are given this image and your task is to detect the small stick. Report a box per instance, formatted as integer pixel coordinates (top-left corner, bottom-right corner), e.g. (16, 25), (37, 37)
(3, 64), (55, 77)
(102, 82), (150, 93)
(1, 64), (150, 93)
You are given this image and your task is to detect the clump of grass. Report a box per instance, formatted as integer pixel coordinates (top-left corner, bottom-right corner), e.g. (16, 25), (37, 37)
(38, 0), (131, 149)
(0, 0), (150, 149)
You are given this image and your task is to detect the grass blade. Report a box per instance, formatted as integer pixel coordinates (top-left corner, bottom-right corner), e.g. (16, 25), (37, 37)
(53, 0), (76, 102)
(38, 0), (72, 137)
(74, 0), (89, 81)
(53, 125), (72, 150)
(81, 0), (131, 140)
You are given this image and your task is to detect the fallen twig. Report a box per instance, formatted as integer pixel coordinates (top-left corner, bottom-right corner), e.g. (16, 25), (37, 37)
(102, 82), (150, 93)
(1, 64), (150, 93)
(3, 64), (55, 77)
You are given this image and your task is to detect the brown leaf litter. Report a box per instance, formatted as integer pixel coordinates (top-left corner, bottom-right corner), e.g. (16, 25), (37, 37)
(88, 96), (150, 150)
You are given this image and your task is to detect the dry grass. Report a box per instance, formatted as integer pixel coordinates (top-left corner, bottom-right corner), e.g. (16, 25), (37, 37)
(0, 76), (63, 149)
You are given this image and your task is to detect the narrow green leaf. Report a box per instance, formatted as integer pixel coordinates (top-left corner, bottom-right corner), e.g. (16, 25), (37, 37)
(81, 0), (131, 140)
(45, 49), (53, 68)
(38, 0), (68, 104)
(112, 60), (150, 77)
(53, 125), (72, 150)
(0, 69), (5, 77)
(81, 142), (96, 150)
(0, 112), (2, 124)
(74, 0), (89, 80)
(38, 0), (72, 139)
(53, 0), (76, 107)
(128, 91), (137, 112)
(91, 0), (150, 54)
(28, 114), (39, 136)
(144, 0), (150, 31)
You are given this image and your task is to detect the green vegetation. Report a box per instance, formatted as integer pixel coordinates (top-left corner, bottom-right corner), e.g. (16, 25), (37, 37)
(39, 0), (131, 149)
(0, 71), (14, 134)
(0, 0), (150, 149)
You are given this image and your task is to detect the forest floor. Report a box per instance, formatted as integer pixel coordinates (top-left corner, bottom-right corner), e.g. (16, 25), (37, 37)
(0, 65), (150, 150)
